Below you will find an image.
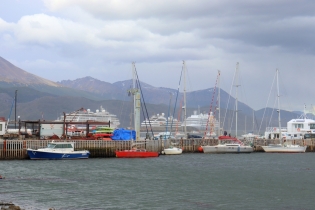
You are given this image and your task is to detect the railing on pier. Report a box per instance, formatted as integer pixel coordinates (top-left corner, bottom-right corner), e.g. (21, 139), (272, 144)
(0, 138), (314, 159)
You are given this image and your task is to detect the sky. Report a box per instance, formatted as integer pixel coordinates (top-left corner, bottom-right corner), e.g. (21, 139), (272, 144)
(0, 0), (315, 112)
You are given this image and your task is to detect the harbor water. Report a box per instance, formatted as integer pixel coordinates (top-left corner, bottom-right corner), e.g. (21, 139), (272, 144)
(0, 153), (314, 210)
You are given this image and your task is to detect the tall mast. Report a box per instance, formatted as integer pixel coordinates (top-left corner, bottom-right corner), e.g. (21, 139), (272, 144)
(252, 110), (255, 133)
(276, 69), (282, 140)
(218, 70), (221, 136)
(132, 63), (136, 119)
(235, 62), (240, 138)
(130, 62), (140, 141)
(183, 61), (187, 138)
(245, 115), (246, 134)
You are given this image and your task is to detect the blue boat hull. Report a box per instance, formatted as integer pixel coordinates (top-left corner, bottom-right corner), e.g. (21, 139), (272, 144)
(27, 150), (90, 160)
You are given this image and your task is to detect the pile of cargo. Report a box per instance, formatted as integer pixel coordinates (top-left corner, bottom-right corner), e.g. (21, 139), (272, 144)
(92, 126), (114, 140)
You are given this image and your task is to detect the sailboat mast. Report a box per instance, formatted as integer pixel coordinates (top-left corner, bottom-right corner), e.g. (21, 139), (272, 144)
(132, 62), (136, 126)
(235, 62), (240, 138)
(183, 61), (187, 137)
(276, 69), (282, 140)
(252, 110), (255, 133)
(245, 115), (246, 134)
(218, 70), (221, 136)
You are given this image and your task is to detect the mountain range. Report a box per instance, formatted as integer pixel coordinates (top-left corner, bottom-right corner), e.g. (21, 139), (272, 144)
(0, 56), (308, 135)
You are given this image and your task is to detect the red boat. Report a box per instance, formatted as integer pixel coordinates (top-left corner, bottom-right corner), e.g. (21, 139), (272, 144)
(93, 133), (113, 140)
(115, 149), (159, 158)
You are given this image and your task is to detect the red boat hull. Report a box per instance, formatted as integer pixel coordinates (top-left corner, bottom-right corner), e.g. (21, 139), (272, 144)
(116, 150), (159, 158)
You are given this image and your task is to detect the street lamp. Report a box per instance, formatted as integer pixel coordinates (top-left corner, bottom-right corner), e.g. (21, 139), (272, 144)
(18, 116), (20, 134)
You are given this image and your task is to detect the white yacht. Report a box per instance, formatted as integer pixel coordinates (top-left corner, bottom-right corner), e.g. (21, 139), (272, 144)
(262, 70), (307, 153)
(262, 142), (306, 153)
(201, 63), (253, 154)
(57, 106), (120, 128)
(202, 136), (253, 153)
(163, 146), (183, 155)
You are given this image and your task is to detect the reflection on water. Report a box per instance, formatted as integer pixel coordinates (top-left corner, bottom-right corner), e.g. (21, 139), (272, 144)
(0, 153), (314, 210)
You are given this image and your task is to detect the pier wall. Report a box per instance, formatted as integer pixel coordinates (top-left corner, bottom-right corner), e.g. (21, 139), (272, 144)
(0, 138), (314, 160)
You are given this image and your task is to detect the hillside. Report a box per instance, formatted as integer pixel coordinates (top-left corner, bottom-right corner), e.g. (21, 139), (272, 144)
(0, 57), (110, 101)
(0, 56), (309, 135)
(0, 56), (60, 87)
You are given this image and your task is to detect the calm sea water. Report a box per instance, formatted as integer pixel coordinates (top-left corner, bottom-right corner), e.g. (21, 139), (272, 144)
(0, 153), (314, 210)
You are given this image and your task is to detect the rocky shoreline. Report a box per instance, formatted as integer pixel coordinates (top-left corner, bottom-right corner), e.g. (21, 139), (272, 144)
(0, 202), (56, 210)
(0, 202), (21, 210)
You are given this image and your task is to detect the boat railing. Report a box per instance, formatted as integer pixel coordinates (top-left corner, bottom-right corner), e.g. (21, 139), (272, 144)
(265, 127), (287, 132)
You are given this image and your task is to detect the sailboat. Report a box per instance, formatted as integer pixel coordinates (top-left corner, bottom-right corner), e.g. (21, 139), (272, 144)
(163, 61), (186, 155)
(202, 63), (253, 153)
(261, 69), (307, 153)
(115, 63), (159, 158)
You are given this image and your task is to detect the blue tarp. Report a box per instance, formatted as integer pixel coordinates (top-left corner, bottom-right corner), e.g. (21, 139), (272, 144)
(111, 129), (136, 140)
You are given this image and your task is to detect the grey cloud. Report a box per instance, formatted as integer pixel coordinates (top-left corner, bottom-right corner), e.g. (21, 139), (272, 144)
(1, 0), (315, 111)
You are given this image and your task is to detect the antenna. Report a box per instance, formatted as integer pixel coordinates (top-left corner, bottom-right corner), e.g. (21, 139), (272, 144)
(304, 104), (306, 119)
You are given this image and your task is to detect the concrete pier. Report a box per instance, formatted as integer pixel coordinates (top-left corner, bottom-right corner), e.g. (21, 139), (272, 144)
(0, 138), (314, 159)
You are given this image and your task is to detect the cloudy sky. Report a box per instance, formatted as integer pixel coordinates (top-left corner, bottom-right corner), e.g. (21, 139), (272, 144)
(0, 0), (314, 111)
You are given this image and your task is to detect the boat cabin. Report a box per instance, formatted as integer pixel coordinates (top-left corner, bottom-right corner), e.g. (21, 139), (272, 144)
(287, 118), (315, 133)
(0, 119), (5, 136)
(304, 133), (315, 139)
(47, 142), (74, 149)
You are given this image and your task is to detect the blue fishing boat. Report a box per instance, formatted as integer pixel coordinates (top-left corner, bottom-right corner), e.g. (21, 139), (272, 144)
(27, 141), (90, 160)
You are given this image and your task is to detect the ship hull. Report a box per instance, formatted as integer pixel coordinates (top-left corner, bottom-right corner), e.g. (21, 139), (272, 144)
(202, 145), (253, 153)
(262, 145), (306, 153)
(27, 149), (90, 160)
(115, 150), (159, 158)
(163, 147), (183, 155)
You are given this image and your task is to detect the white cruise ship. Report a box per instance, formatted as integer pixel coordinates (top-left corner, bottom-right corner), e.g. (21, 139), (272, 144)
(141, 113), (182, 132)
(183, 111), (219, 135)
(57, 106), (120, 128)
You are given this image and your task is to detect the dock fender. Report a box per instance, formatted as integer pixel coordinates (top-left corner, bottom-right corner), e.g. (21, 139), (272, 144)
(198, 146), (203, 153)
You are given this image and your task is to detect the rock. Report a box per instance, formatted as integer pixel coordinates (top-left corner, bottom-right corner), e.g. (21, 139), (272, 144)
(0, 203), (21, 210)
